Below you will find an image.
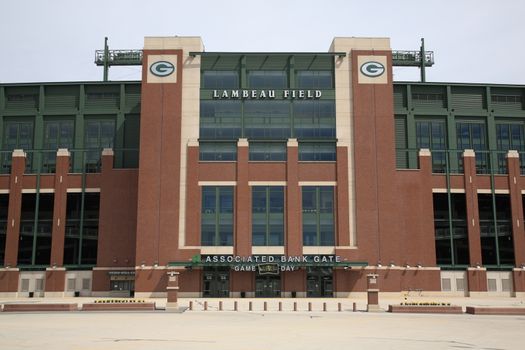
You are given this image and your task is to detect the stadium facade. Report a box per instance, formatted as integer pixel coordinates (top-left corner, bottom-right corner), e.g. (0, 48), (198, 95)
(0, 36), (524, 298)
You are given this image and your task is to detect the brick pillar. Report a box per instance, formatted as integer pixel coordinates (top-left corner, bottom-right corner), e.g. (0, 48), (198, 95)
(0, 150), (25, 294)
(467, 267), (487, 294)
(286, 139), (301, 256)
(336, 144), (350, 246)
(463, 150), (483, 268)
(507, 150), (525, 295)
(166, 270), (180, 311)
(185, 140), (200, 246)
(45, 149), (70, 295)
(4, 150), (25, 268)
(506, 151), (525, 267)
(235, 139), (251, 256)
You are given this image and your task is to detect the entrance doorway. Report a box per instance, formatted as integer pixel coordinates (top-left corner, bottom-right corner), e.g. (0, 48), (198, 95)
(203, 268), (230, 297)
(255, 275), (281, 297)
(306, 267), (333, 297)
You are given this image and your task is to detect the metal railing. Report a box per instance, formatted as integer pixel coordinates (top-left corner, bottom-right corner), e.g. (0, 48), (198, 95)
(0, 148), (139, 175)
(396, 148), (524, 175)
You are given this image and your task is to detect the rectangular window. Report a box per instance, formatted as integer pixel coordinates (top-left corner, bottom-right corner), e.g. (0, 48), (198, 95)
(201, 187), (234, 246)
(199, 142), (237, 161)
(17, 193), (53, 266)
(252, 187), (284, 246)
(302, 187), (334, 246)
(293, 101), (335, 139)
(456, 122), (488, 174)
(21, 279), (29, 292)
(2, 120), (34, 173)
(82, 278), (91, 290)
(433, 193), (469, 266)
(416, 120), (447, 173)
(64, 193), (100, 265)
(0, 194), (8, 264)
(244, 101), (290, 139)
(35, 278), (44, 292)
(248, 71), (287, 89)
(67, 278), (76, 291)
(298, 142), (336, 161)
(249, 142), (286, 161)
(200, 101), (242, 139)
(42, 119), (74, 173)
(296, 71), (333, 89)
(496, 123), (525, 174)
(479, 194), (514, 266)
(202, 71), (239, 89)
(83, 119), (115, 173)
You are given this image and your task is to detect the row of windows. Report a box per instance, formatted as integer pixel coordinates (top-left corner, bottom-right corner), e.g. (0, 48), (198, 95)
(410, 93), (523, 105)
(434, 193), (514, 267)
(202, 70), (334, 90)
(200, 100), (335, 140)
(0, 193), (99, 266)
(201, 186), (334, 246)
(397, 119), (525, 174)
(199, 142), (336, 162)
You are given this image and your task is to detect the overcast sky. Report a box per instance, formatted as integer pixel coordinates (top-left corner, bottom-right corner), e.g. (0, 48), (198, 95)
(1, 0), (524, 84)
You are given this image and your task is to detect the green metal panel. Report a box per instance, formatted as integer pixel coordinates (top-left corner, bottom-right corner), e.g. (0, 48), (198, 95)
(394, 116), (408, 168)
(4, 86), (39, 112)
(393, 85), (407, 110)
(201, 55), (241, 70)
(124, 84), (141, 113)
(491, 87), (524, 113)
(411, 85), (447, 109)
(450, 86), (486, 110)
(84, 85), (120, 110)
(44, 85), (79, 110)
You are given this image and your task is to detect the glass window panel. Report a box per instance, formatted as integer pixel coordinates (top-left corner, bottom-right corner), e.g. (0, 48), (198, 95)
(248, 71), (287, 89)
(202, 71), (239, 89)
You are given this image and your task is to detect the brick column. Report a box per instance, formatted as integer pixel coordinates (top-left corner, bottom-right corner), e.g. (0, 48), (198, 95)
(463, 150), (483, 267)
(0, 150), (25, 295)
(336, 144), (350, 246)
(235, 139), (250, 257)
(166, 270), (180, 311)
(506, 151), (525, 266)
(185, 140), (200, 246)
(506, 150), (525, 295)
(45, 149), (70, 296)
(463, 150), (486, 293)
(286, 139), (301, 256)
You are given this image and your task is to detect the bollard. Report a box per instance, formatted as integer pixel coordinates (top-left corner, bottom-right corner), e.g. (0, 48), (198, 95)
(323, 302), (327, 312)
(338, 302), (342, 312)
(353, 302), (357, 312)
(293, 302), (297, 312)
(264, 301), (267, 311)
(234, 301), (238, 311)
(249, 301), (252, 311)
(278, 301), (282, 311)
(308, 302), (312, 312)
(219, 301), (223, 311)
(204, 301), (208, 311)
(189, 301), (193, 311)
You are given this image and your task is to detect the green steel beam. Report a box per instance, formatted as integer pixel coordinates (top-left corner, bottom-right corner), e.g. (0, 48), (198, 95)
(190, 52), (347, 57)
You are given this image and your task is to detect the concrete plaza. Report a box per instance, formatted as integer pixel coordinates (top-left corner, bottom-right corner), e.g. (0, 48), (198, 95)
(1, 295), (525, 349)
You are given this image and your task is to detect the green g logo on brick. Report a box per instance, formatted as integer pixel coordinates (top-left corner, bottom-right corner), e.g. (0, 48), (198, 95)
(360, 61), (385, 78)
(149, 61), (175, 77)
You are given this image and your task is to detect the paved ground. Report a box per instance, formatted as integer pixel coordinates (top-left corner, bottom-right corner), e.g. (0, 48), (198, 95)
(1, 296), (525, 349)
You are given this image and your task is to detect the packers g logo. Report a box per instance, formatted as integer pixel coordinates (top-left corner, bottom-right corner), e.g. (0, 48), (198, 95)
(149, 61), (175, 77)
(360, 61), (385, 78)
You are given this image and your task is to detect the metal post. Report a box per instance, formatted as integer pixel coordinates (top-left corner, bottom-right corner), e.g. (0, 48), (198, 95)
(249, 301), (252, 311)
(189, 301), (193, 311)
(308, 302), (312, 312)
(278, 301), (282, 311)
(353, 302), (357, 312)
(323, 302), (327, 312)
(219, 301), (223, 311)
(263, 301), (267, 311)
(420, 38), (426, 82)
(204, 301), (208, 311)
(103, 37), (109, 82)
(293, 302), (297, 311)
(234, 301), (238, 311)
(338, 302), (342, 312)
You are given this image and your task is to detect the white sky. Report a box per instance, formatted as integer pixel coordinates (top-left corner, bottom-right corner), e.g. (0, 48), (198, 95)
(1, 0), (524, 84)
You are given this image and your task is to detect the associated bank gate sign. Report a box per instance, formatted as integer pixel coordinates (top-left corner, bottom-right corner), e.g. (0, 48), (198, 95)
(202, 254), (343, 272)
